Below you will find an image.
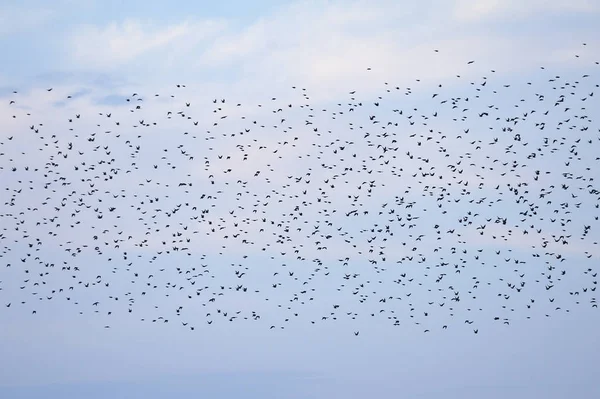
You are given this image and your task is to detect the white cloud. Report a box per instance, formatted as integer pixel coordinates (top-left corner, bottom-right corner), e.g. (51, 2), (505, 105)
(59, 0), (599, 105)
(186, 0), (594, 104)
(199, 20), (268, 67)
(453, 0), (599, 21)
(69, 19), (227, 70)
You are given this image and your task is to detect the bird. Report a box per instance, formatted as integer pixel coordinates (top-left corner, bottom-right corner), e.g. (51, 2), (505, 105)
(0, 42), (598, 338)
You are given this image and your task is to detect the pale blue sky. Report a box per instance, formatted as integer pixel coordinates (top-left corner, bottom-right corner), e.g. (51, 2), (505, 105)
(1, 1), (600, 398)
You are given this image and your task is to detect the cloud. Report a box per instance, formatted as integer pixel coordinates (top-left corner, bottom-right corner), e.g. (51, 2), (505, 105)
(453, 0), (600, 21)
(69, 19), (228, 70)
(188, 0), (593, 103)
(52, 0), (598, 108)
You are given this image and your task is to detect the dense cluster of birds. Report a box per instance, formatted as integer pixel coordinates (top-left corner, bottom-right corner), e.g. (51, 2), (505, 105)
(1, 45), (599, 335)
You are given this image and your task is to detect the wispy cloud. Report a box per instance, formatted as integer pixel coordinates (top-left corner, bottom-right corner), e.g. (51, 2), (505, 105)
(452, 0), (600, 21)
(61, 0), (593, 103)
(69, 19), (228, 70)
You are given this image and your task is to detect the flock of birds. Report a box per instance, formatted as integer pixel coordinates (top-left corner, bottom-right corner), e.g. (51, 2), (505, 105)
(1, 45), (599, 336)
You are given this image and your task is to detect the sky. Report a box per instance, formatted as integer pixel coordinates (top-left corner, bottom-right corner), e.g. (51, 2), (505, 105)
(1, 1), (600, 398)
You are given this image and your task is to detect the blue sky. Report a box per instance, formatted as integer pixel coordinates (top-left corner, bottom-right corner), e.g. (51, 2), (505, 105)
(1, 0), (600, 398)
